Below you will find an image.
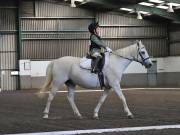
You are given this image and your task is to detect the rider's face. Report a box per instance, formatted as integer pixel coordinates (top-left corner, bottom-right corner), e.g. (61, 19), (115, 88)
(95, 27), (100, 36)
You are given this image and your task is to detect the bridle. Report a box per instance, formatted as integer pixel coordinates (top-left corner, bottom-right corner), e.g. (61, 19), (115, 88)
(137, 46), (150, 65)
(111, 42), (150, 65)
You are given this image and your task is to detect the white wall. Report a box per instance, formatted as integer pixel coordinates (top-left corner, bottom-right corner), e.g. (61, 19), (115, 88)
(19, 60), (31, 76)
(19, 56), (180, 77)
(156, 57), (180, 73)
(19, 60), (50, 76)
(124, 61), (147, 74)
(31, 61), (51, 77)
(125, 56), (180, 74)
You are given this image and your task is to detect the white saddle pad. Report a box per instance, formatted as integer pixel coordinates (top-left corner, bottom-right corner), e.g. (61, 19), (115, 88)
(79, 57), (92, 70)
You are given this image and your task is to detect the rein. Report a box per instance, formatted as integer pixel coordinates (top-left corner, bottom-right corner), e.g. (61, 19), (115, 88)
(110, 43), (150, 65)
(111, 52), (139, 62)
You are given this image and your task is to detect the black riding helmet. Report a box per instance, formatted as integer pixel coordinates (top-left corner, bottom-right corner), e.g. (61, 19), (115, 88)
(88, 22), (99, 34)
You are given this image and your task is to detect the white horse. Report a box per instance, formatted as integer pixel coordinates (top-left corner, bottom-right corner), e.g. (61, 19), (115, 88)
(39, 40), (152, 119)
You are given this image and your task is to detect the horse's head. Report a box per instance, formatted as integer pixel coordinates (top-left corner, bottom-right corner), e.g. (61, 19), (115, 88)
(136, 40), (153, 68)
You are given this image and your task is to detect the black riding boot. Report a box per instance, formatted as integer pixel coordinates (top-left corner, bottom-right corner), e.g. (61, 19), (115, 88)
(92, 56), (101, 73)
(98, 72), (105, 89)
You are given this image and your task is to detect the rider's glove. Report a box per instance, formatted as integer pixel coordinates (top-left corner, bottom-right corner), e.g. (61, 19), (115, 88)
(106, 47), (112, 53)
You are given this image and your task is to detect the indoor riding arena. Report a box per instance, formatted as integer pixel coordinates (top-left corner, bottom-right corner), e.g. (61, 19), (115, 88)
(1, 0), (180, 135)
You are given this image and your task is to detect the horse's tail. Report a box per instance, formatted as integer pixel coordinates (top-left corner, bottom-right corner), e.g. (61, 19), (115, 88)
(37, 61), (54, 98)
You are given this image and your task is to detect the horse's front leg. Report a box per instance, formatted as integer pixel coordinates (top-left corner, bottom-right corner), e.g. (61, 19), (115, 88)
(112, 83), (134, 119)
(93, 88), (111, 119)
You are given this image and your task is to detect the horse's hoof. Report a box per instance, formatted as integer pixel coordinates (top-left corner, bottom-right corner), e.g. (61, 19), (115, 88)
(76, 115), (83, 120)
(93, 115), (99, 120)
(43, 114), (49, 119)
(127, 114), (134, 119)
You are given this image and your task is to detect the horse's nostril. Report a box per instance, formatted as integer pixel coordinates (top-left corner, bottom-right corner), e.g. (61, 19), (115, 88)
(149, 63), (152, 67)
(146, 63), (152, 68)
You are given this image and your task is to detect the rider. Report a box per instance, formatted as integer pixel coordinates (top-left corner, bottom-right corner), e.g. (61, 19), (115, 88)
(88, 21), (112, 73)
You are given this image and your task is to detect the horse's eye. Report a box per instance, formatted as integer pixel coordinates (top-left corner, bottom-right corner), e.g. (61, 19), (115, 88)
(141, 51), (145, 55)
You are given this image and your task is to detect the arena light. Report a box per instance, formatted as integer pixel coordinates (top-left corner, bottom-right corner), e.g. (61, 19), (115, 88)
(120, 8), (134, 12)
(65, 0), (84, 7)
(156, 5), (168, 9)
(139, 2), (154, 7)
(71, 0), (76, 7)
(139, 11), (151, 15)
(148, 0), (164, 4)
(175, 6), (180, 9)
(65, 0), (84, 2)
(167, 3), (174, 12)
(75, 0), (84, 2)
(137, 11), (143, 20)
(167, 3), (180, 7)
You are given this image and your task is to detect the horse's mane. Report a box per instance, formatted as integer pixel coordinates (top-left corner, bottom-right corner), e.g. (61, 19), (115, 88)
(115, 43), (138, 58)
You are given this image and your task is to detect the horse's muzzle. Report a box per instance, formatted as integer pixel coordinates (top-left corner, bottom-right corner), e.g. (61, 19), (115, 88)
(145, 63), (153, 68)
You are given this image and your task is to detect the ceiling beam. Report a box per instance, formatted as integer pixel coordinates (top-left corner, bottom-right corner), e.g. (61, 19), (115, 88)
(79, 0), (180, 22)
(81, 0), (180, 6)
(120, 4), (180, 22)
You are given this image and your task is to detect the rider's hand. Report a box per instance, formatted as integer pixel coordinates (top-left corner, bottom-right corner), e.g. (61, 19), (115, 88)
(106, 47), (112, 53)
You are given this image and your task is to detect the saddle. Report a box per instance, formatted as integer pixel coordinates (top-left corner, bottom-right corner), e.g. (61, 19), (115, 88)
(80, 53), (107, 89)
(80, 53), (105, 72)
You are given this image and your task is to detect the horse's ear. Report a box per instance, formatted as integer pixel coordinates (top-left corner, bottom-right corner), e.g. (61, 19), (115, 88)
(135, 40), (140, 47)
(134, 40), (139, 44)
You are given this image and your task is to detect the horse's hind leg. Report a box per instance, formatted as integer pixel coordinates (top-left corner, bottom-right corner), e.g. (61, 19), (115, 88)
(43, 86), (59, 119)
(66, 84), (83, 119)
